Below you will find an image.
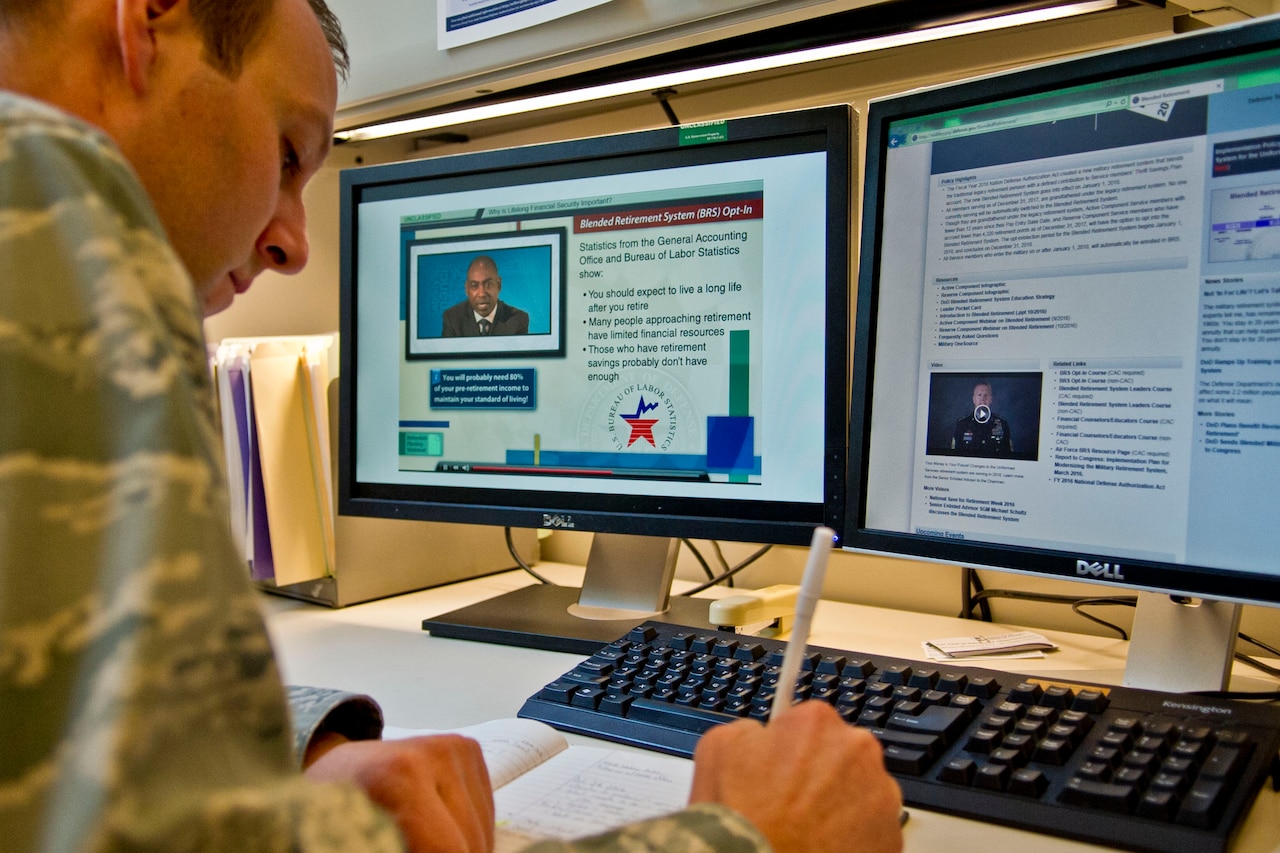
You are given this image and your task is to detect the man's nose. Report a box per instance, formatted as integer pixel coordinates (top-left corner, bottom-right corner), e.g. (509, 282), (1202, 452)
(258, 194), (310, 275)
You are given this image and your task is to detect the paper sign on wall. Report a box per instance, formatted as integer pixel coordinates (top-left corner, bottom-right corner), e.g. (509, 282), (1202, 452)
(439, 0), (613, 50)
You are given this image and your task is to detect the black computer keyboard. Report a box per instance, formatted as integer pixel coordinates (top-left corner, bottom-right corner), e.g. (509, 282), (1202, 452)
(518, 621), (1280, 853)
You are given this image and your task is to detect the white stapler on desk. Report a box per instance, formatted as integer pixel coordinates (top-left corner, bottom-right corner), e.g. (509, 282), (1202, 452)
(707, 584), (801, 638)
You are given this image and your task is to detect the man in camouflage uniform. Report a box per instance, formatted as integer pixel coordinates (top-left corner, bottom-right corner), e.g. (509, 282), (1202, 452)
(0, 1), (903, 852)
(952, 380), (1013, 457)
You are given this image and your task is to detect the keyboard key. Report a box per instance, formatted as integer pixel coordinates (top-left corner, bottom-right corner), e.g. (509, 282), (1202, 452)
(1009, 768), (1048, 798)
(879, 664), (913, 685)
(1133, 734), (1169, 757)
(949, 694), (981, 719)
(984, 713), (1016, 735)
(710, 638), (739, 658)
(1001, 733), (1034, 761)
(963, 676), (999, 699)
(1088, 744), (1122, 770)
(988, 747), (1025, 768)
(1113, 766), (1147, 788)
(1150, 771), (1192, 797)
(864, 682), (894, 699)
(815, 654), (847, 674)
(1008, 682), (1043, 704)
(689, 635), (716, 654)
(1171, 739), (1209, 763)
(842, 659), (875, 678)
(1199, 743), (1250, 780)
(887, 704), (969, 741)
(1032, 737), (1072, 765)
(1215, 729), (1251, 749)
(882, 745), (932, 776)
(974, 762), (1011, 791)
(562, 669), (610, 686)
(939, 757), (977, 785)
(599, 693), (633, 715)
(1136, 789), (1179, 822)
(893, 700), (923, 717)
(1099, 729), (1133, 752)
(1177, 778), (1228, 828)
(965, 728), (1000, 754)
(570, 685), (604, 709)
(1122, 750), (1160, 775)
(1041, 685), (1074, 708)
(1072, 689), (1109, 714)
(1075, 761), (1110, 782)
(857, 708), (889, 728)
(1014, 719), (1046, 738)
(1109, 716), (1142, 737)
(811, 673), (840, 693)
(1024, 705), (1059, 726)
(537, 680), (576, 703)
(908, 668), (940, 690)
(627, 697), (736, 733)
(1179, 725), (1213, 743)
(868, 726), (944, 759)
(626, 626), (657, 644)
(1061, 778), (1137, 813)
(665, 631), (693, 650)
(921, 689), (950, 708)
(994, 700), (1025, 718)
(892, 686), (923, 704)
(1048, 722), (1086, 748)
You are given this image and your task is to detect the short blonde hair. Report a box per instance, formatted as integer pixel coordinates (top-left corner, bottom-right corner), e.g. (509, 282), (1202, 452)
(189, 0), (349, 80)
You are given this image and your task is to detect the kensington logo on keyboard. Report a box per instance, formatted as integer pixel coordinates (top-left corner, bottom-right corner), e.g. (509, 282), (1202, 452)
(1076, 560), (1125, 580)
(1161, 699), (1234, 716)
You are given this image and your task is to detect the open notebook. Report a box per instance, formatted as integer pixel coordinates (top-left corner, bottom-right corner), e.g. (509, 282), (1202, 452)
(384, 718), (693, 851)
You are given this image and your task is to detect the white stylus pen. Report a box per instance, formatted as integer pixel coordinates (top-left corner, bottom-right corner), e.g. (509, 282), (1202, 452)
(769, 525), (835, 720)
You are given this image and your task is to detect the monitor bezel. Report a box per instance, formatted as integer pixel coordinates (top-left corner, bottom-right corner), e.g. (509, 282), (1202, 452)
(339, 105), (853, 548)
(844, 18), (1280, 608)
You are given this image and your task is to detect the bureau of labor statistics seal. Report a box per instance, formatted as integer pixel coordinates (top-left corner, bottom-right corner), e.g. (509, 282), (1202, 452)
(578, 369), (702, 454)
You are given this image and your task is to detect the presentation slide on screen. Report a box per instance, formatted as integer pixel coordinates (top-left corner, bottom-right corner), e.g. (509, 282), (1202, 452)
(353, 153), (829, 505)
(867, 78), (1280, 574)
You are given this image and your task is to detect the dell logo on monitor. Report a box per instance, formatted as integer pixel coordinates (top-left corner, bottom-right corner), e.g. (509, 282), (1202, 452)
(542, 514), (577, 529)
(1077, 560), (1125, 581)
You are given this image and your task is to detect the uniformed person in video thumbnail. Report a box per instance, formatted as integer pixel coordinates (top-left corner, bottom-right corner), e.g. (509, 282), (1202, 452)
(952, 380), (1012, 457)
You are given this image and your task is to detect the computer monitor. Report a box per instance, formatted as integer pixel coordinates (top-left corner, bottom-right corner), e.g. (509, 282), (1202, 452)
(339, 106), (851, 653)
(846, 16), (1280, 693)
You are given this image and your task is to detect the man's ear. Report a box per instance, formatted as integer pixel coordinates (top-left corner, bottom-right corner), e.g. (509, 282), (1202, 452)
(116, 0), (182, 95)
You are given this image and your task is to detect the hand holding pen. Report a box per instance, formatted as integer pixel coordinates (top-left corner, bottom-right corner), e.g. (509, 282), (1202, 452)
(690, 525), (906, 852)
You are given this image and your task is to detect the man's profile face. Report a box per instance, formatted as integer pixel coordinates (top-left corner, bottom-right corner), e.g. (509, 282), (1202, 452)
(972, 383), (993, 408)
(465, 260), (502, 316)
(126, 0), (338, 316)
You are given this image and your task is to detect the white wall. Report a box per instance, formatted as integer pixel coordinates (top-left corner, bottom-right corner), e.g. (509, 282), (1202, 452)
(326, 0), (891, 129)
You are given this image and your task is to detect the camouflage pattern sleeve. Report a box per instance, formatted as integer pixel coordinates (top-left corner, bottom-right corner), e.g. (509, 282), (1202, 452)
(288, 685), (385, 764)
(0, 93), (402, 853)
(0, 93), (773, 853)
(520, 803), (772, 852)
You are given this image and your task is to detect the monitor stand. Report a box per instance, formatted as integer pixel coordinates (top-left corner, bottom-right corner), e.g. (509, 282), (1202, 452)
(421, 533), (724, 655)
(1122, 591), (1242, 693)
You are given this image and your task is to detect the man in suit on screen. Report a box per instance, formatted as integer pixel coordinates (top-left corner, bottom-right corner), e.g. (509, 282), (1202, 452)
(441, 254), (530, 337)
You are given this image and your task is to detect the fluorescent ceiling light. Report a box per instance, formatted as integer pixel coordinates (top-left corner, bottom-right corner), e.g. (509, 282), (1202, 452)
(336, 1), (1119, 143)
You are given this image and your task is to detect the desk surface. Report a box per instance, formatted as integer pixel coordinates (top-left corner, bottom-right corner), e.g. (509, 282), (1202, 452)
(261, 563), (1280, 853)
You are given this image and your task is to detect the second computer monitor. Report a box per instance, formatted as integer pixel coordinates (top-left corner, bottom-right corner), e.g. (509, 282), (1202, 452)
(339, 106), (852, 650)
